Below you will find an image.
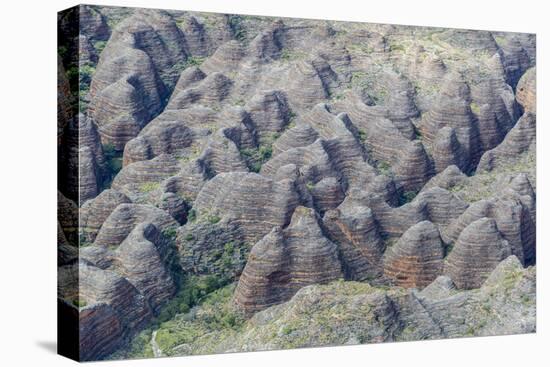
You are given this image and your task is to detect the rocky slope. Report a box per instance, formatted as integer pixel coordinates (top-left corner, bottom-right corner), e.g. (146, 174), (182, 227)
(57, 5), (536, 361)
(130, 255), (535, 356)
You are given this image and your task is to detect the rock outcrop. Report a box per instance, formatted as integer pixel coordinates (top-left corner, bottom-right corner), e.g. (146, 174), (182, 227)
(234, 207), (342, 314)
(158, 255), (534, 355)
(516, 67), (536, 114)
(63, 6), (537, 360)
(444, 217), (511, 289)
(383, 221), (445, 288)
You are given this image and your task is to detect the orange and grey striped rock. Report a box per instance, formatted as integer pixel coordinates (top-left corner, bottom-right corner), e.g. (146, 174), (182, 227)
(248, 21), (285, 62)
(507, 180), (536, 265)
(322, 199), (385, 280)
(176, 15), (210, 57)
(80, 189), (131, 243)
(432, 127), (467, 173)
(79, 261), (153, 330)
(79, 261), (153, 348)
(168, 66), (206, 103)
(78, 222), (180, 360)
(383, 221), (444, 288)
(162, 160), (208, 203)
(122, 118), (195, 166)
(308, 177), (345, 213)
(168, 72), (233, 110)
(245, 90), (291, 142)
(88, 10), (187, 149)
(420, 165), (468, 193)
(271, 122), (319, 157)
(420, 75), (478, 156)
(201, 40), (245, 73)
(192, 172), (300, 244)
(444, 217), (511, 289)
(79, 302), (123, 361)
(442, 188), (534, 267)
(81, 223), (177, 311)
(516, 68), (536, 114)
(365, 187), (468, 241)
(113, 223), (176, 312)
(79, 5), (110, 42)
(234, 206), (342, 314)
(286, 60), (331, 110)
(469, 56), (517, 143)
(393, 140), (433, 192)
(199, 128), (249, 177)
(111, 154), (181, 201)
(477, 112), (535, 172)
(94, 203), (177, 247)
(261, 139), (333, 182)
(495, 33), (535, 87)
(67, 8), (538, 357)
(78, 116), (106, 204)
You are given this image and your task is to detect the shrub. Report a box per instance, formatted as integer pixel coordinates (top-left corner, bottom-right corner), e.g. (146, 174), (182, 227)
(139, 182), (160, 193)
(240, 142), (274, 173)
(399, 190), (417, 205)
(357, 129), (367, 143)
(92, 40), (107, 54)
(184, 233), (194, 241)
(377, 161), (392, 176)
(229, 15), (247, 42)
(207, 214), (221, 224)
(187, 209), (197, 222)
(80, 63), (96, 86)
(58, 45), (68, 58)
(162, 228), (177, 240)
(73, 299), (87, 308)
(250, 162), (262, 173)
(185, 56), (205, 67)
(259, 145), (272, 160)
(470, 102), (481, 115)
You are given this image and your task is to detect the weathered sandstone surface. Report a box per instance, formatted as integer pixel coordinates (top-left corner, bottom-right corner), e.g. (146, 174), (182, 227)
(57, 5), (536, 360)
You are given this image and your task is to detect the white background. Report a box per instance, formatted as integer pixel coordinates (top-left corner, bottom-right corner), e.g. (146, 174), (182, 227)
(0, 0), (547, 365)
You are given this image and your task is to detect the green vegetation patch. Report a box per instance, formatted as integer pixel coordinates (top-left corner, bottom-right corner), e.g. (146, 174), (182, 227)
(398, 190), (418, 206)
(240, 134), (278, 173)
(139, 182), (161, 193)
(280, 48), (307, 62)
(171, 56), (206, 74)
(100, 143), (123, 190)
(377, 161), (392, 176)
(228, 15), (247, 42)
(128, 282), (244, 357)
(92, 40), (107, 54)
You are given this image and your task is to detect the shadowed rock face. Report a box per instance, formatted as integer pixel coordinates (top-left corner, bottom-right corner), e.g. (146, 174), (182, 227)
(61, 5), (536, 360)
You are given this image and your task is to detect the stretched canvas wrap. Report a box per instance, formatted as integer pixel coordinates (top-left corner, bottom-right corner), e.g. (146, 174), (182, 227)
(57, 4), (537, 362)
